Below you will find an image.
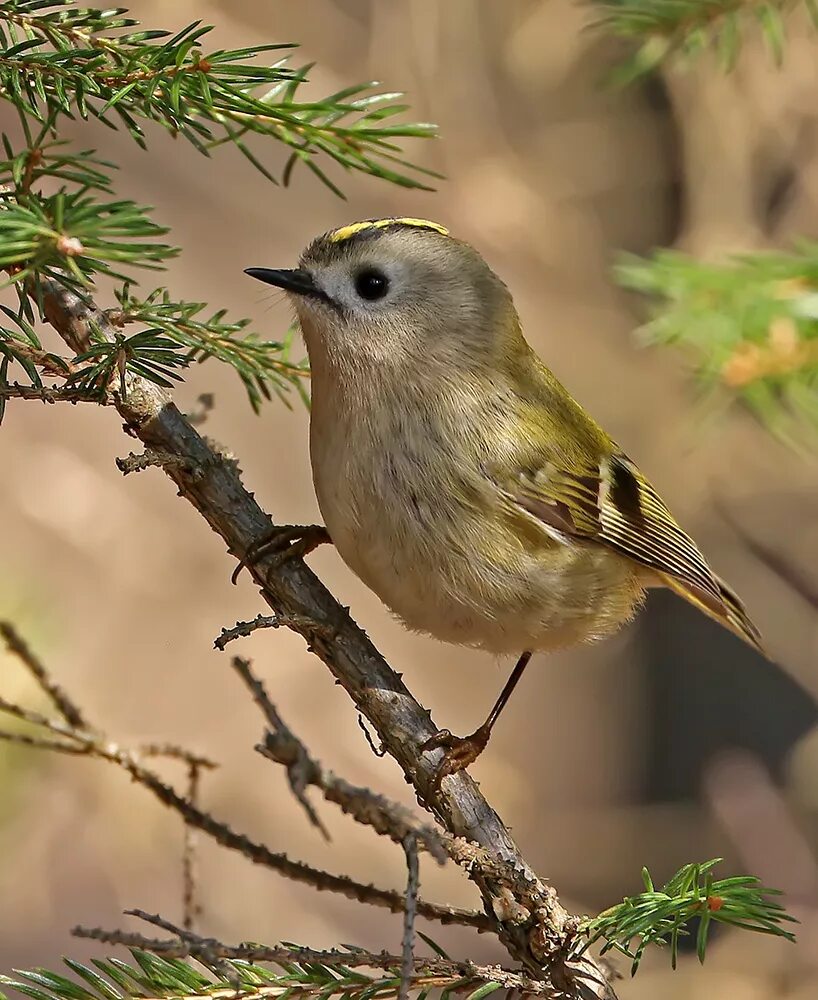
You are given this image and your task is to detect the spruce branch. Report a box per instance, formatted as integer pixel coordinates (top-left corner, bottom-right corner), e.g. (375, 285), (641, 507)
(615, 248), (818, 445)
(582, 860), (797, 975)
(0, 1), (438, 192)
(594, 0), (817, 78)
(69, 910), (546, 996)
(108, 286), (310, 412)
(0, 3), (437, 416)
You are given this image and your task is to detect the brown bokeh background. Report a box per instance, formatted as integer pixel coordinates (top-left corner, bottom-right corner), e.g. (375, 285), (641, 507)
(2, 3), (818, 997)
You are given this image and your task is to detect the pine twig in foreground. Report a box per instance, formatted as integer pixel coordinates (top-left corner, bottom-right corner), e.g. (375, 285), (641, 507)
(71, 909), (557, 996)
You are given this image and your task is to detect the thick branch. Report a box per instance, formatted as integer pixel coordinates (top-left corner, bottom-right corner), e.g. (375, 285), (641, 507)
(33, 275), (613, 997)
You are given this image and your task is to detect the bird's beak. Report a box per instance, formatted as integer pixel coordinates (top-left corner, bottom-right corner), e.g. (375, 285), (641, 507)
(244, 267), (326, 301)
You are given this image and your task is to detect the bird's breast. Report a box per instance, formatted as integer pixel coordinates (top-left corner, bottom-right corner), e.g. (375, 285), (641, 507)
(307, 375), (644, 652)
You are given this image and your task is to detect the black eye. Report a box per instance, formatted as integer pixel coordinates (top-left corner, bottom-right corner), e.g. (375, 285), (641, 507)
(354, 267), (389, 301)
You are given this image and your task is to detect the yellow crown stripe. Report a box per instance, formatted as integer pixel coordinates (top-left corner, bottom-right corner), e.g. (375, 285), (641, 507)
(329, 218), (449, 242)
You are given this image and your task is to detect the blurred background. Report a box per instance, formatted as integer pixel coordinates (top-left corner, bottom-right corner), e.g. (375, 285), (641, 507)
(1, 2), (818, 998)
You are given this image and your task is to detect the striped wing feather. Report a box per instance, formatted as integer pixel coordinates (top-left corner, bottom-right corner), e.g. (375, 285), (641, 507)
(512, 451), (764, 654)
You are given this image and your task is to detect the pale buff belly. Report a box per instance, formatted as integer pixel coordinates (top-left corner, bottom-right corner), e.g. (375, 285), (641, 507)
(314, 454), (645, 654)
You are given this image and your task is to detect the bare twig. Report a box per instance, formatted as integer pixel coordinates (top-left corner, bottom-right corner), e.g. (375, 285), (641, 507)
(0, 694), (86, 741)
(183, 761), (202, 931)
(230, 654), (329, 839)
(215, 614), (328, 651)
(0, 628), (488, 929)
(115, 448), (200, 477)
(0, 729), (86, 753)
(29, 272), (614, 995)
(1, 620), (86, 728)
(1, 340), (76, 378)
(126, 909), (201, 938)
(0, 684), (550, 932)
(399, 835), (420, 1000)
(0, 683), (487, 930)
(234, 655), (449, 861)
(139, 742), (218, 770)
(121, 911), (237, 980)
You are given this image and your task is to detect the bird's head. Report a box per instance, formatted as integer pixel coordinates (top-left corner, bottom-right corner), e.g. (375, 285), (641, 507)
(245, 218), (518, 374)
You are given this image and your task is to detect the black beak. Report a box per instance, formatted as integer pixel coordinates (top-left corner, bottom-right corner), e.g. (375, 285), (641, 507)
(244, 267), (326, 301)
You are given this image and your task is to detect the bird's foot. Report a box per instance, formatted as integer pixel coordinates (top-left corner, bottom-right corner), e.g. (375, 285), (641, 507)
(421, 724), (491, 796)
(231, 524), (331, 585)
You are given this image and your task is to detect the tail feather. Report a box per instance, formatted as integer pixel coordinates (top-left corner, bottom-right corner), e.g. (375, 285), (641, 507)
(658, 571), (767, 657)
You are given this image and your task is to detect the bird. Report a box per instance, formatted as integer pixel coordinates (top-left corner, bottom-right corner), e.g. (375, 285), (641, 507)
(245, 217), (764, 789)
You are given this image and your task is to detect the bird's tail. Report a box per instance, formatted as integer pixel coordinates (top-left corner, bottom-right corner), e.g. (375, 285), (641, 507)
(658, 571), (767, 657)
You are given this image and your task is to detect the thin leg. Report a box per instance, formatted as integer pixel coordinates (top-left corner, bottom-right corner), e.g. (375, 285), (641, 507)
(421, 650), (533, 794)
(231, 524), (331, 585)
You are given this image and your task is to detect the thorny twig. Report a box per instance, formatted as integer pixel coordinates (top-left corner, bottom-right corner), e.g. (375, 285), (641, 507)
(230, 654), (329, 840)
(233, 655), (448, 861)
(215, 614), (329, 651)
(399, 835), (420, 1000)
(138, 743), (217, 770)
(183, 761), (202, 932)
(0, 627), (490, 931)
(1, 621), (86, 728)
(116, 448), (200, 477)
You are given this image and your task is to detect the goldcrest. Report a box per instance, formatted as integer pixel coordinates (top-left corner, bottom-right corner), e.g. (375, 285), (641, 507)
(246, 218), (763, 782)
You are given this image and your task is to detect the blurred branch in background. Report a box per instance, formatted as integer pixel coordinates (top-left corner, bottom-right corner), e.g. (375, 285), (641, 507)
(704, 750), (818, 989)
(593, 0), (818, 444)
(616, 248), (818, 447)
(596, 0), (818, 78)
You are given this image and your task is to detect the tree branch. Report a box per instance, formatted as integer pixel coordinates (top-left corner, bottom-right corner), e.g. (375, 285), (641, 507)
(232, 654), (449, 861)
(1, 621), (87, 728)
(29, 274), (614, 998)
(0, 626), (487, 933)
(0, 383), (103, 404)
(74, 910), (560, 997)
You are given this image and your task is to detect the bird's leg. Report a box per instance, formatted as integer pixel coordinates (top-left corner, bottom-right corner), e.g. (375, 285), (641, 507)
(421, 650), (533, 794)
(231, 524), (331, 585)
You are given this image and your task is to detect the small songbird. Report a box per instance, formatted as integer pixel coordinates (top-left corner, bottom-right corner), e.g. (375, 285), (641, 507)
(246, 217), (764, 786)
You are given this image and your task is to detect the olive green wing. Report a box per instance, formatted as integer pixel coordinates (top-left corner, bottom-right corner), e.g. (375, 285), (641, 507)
(507, 450), (765, 654)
